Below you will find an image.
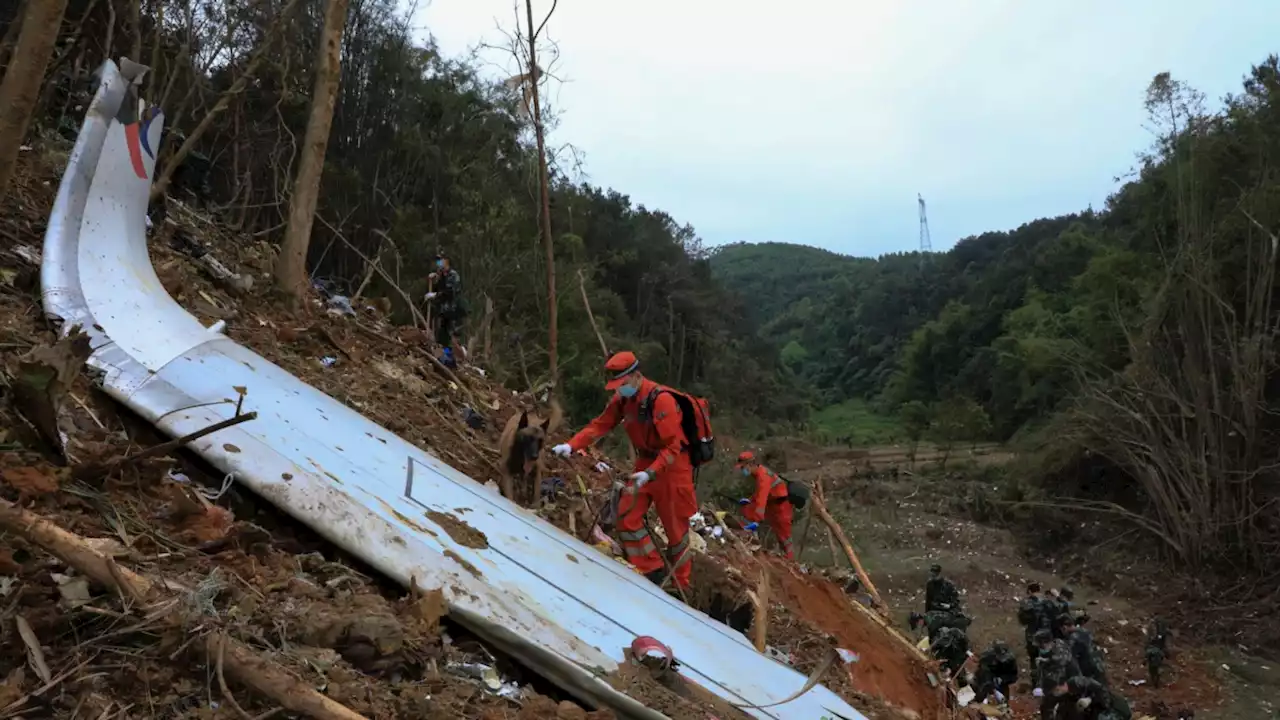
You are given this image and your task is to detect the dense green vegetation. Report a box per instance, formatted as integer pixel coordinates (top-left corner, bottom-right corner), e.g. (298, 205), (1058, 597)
(717, 59), (1280, 578)
(809, 399), (904, 446)
(713, 63), (1277, 446)
(712, 216), (1110, 439)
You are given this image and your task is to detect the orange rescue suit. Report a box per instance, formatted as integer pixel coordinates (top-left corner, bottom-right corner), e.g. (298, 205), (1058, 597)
(742, 465), (794, 559)
(568, 377), (698, 588)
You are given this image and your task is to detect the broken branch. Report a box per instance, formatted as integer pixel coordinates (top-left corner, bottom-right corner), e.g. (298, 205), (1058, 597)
(813, 480), (885, 612)
(0, 498), (369, 720)
(14, 615), (51, 684)
(322, 218), (427, 331)
(577, 268), (609, 358)
(749, 568), (768, 652)
(75, 411), (258, 480)
(316, 326), (358, 362)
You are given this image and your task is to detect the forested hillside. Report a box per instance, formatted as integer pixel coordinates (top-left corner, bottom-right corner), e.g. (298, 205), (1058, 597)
(715, 60), (1280, 580)
(0, 0), (800, 429)
(712, 215), (1100, 437)
(715, 61), (1280, 446)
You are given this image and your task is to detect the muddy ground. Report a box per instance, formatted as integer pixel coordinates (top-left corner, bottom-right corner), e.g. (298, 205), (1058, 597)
(783, 454), (1280, 720)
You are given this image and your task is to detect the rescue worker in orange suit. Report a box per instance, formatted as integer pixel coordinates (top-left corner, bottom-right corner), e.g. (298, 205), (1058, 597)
(551, 352), (699, 590)
(734, 451), (794, 559)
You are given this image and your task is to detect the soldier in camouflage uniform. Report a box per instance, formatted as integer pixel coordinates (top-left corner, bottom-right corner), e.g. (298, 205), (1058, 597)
(1058, 675), (1132, 720)
(1049, 587), (1074, 639)
(424, 252), (465, 368)
(1032, 628), (1080, 720)
(928, 625), (970, 676)
(925, 563), (962, 613)
(1018, 582), (1052, 663)
(909, 609), (972, 644)
(972, 640), (1019, 705)
(1063, 614), (1107, 684)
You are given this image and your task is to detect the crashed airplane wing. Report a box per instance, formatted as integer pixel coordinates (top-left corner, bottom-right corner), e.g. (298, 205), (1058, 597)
(41, 60), (867, 720)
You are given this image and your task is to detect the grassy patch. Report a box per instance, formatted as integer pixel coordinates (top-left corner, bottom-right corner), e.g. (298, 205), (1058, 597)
(810, 399), (904, 445)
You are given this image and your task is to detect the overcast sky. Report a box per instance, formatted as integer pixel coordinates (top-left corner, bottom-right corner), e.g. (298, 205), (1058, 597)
(417, 1), (1280, 257)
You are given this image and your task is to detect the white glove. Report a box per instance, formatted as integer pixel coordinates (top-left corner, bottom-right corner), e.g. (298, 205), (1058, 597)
(993, 690), (1006, 703)
(424, 292), (438, 301)
(1032, 687), (1044, 698)
(629, 471), (650, 488)
(428, 272), (439, 281)
(1077, 697), (1092, 710)
(551, 443), (572, 457)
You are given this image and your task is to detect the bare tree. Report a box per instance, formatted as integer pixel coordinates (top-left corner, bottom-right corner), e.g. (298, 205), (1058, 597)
(0, 0), (70, 197)
(524, 0), (558, 388)
(149, 0), (301, 203)
(276, 0), (351, 305)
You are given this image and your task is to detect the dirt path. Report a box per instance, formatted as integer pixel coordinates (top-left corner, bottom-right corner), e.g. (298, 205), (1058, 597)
(785, 454), (1279, 720)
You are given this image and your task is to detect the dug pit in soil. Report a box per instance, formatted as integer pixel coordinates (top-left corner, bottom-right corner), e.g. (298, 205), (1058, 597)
(686, 553), (755, 634)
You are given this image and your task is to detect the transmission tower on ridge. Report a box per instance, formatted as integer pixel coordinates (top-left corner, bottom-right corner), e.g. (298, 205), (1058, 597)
(917, 193), (932, 253)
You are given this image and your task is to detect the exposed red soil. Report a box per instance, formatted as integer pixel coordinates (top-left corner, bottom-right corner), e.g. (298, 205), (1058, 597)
(760, 555), (946, 719)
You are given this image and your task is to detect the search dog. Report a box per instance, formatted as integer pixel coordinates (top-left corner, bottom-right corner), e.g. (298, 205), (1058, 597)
(498, 400), (563, 506)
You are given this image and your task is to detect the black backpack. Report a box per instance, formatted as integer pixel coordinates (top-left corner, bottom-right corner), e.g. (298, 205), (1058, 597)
(640, 387), (715, 468)
(781, 474), (810, 509)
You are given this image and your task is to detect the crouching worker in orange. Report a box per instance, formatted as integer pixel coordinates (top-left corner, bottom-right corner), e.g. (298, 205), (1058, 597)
(552, 352), (700, 591)
(734, 451), (794, 559)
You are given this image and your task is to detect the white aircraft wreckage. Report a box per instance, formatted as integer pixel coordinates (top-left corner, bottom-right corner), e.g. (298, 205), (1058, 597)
(41, 59), (868, 720)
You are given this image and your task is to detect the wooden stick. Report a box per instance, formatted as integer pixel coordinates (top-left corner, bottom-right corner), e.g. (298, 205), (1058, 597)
(316, 326), (358, 362)
(643, 515), (691, 606)
(351, 235), (383, 301)
(731, 646), (839, 710)
(322, 219), (427, 332)
(577, 268), (609, 358)
(750, 568), (769, 652)
(118, 411), (258, 465)
(794, 509), (814, 561)
(812, 480), (885, 612)
(75, 411), (258, 480)
(15, 614), (52, 683)
(0, 499), (368, 720)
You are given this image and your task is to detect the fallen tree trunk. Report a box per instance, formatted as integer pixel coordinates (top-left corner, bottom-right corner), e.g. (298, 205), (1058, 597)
(813, 480), (885, 612)
(0, 497), (369, 720)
